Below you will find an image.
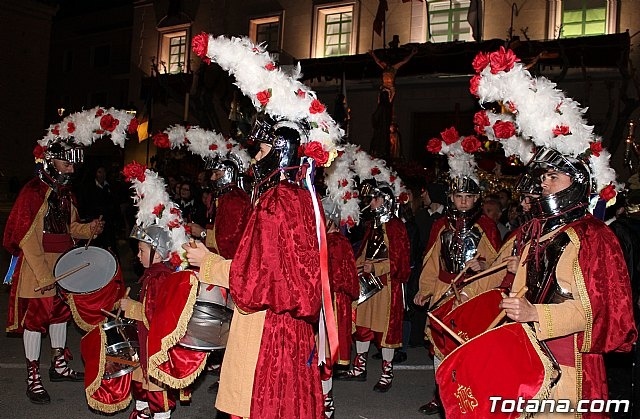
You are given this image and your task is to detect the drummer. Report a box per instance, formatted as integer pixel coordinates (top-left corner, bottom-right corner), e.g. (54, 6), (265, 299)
(498, 148), (637, 416)
(335, 179), (411, 394)
(3, 139), (104, 404)
(413, 173), (501, 415)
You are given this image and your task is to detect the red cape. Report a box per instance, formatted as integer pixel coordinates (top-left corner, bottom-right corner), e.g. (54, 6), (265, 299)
(229, 181), (323, 419)
(3, 177), (48, 256)
(215, 187), (251, 259)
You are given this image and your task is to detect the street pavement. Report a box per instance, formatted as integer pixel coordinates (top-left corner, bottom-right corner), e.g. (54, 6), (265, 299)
(0, 238), (438, 419)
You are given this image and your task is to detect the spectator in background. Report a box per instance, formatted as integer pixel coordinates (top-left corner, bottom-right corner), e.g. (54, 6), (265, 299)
(79, 166), (119, 256)
(483, 198), (509, 239)
(496, 188), (512, 225)
(176, 181), (206, 227)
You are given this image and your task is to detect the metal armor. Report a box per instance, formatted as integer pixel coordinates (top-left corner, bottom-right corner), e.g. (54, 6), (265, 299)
(439, 224), (482, 274)
(366, 226), (389, 260)
(43, 189), (71, 234)
(525, 232), (574, 304)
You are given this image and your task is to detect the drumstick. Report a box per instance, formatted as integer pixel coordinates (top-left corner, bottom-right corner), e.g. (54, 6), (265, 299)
(459, 260), (510, 287)
(428, 312), (465, 345)
(189, 239), (198, 248)
(34, 262), (91, 292)
(115, 287), (131, 319)
(101, 309), (117, 319)
(485, 286), (528, 331)
(85, 215), (103, 250)
(105, 355), (139, 368)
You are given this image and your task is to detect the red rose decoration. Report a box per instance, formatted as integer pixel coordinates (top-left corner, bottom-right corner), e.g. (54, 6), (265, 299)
(599, 184), (616, 202)
(343, 216), (355, 228)
(167, 219), (181, 229)
(256, 89), (272, 107)
(67, 122), (76, 134)
(170, 207), (180, 215)
(309, 99), (326, 115)
(152, 203), (165, 217)
(469, 74), (481, 96)
(123, 161), (147, 182)
(184, 224), (192, 236)
(127, 118), (139, 135)
(302, 141), (329, 165)
(153, 132), (171, 148)
(440, 127), (459, 145)
(589, 142), (603, 157)
(296, 89), (306, 98)
(552, 125), (571, 137)
(265, 62), (276, 71)
(473, 111), (490, 135)
(169, 252), (183, 268)
(343, 191), (352, 200)
(425, 138), (442, 154)
(209, 144), (218, 151)
(390, 175), (396, 183)
(489, 46), (520, 74)
(472, 52), (490, 73)
(340, 179), (348, 187)
(462, 135), (482, 153)
(95, 109), (104, 117)
(52, 125), (60, 136)
(33, 144), (46, 159)
(100, 114), (120, 132)
(191, 32), (210, 64)
(506, 101), (518, 113)
(492, 120), (516, 139)
(226, 143), (233, 150)
(371, 167), (381, 176)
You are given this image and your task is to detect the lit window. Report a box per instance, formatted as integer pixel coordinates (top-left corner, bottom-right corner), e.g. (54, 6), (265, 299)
(249, 15), (281, 52)
(561, 0), (606, 37)
(159, 29), (189, 74)
(313, 4), (356, 58)
(428, 0), (472, 43)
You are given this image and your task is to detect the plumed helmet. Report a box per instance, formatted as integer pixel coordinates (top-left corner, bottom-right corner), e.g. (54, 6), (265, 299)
(449, 176), (481, 195)
(130, 224), (173, 261)
(42, 139), (84, 186)
(205, 153), (242, 193)
(359, 178), (395, 224)
(526, 147), (592, 224)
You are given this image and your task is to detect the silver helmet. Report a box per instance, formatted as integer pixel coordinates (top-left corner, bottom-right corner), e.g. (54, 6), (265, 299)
(359, 179), (395, 224)
(446, 176), (482, 229)
(42, 139), (84, 186)
(526, 147), (591, 228)
(321, 196), (341, 229)
(130, 224), (173, 261)
(205, 152), (243, 194)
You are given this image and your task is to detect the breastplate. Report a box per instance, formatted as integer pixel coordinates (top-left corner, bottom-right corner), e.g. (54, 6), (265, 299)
(43, 190), (71, 234)
(440, 225), (482, 274)
(525, 232), (574, 304)
(366, 226), (388, 260)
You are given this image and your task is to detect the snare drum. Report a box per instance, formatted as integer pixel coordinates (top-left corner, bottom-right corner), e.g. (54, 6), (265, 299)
(102, 319), (139, 379)
(357, 271), (384, 305)
(55, 246), (124, 331)
(178, 282), (234, 351)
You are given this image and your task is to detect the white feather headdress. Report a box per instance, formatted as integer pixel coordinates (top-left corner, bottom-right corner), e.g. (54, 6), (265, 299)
(425, 126), (484, 186)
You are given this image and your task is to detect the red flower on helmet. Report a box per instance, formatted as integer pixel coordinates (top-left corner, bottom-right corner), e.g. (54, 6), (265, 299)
(441, 127), (459, 145)
(489, 47), (520, 74)
(296, 89), (306, 98)
(302, 141), (329, 165)
(462, 135), (482, 153)
(33, 144), (46, 159)
(425, 138), (442, 154)
(183, 224), (192, 236)
(152, 203), (165, 217)
(127, 118), (139, 135)
(256, 89), (272, 107)
(371, 167), (381, 176)
(191, 33), (210, 64)
(52, 125), (60, 136)
(552, 125), (571, 137)
(67, 122), (76, 134)
(343, 191), (352, 200)
(265, 62), (276, 71)
(589, 142), (603, 157)
(390, 175), (396, 183)
(343, 216), (355, 228)
(169, 252), (183, 268)
(600, 184), (616, 202)
(123, 161), (147, 182)
(473, 111), (490, 135)
(95, 109), (104, 117)
(340, 179), (348, 187)
(226, 143), (233, 150)
(209, 144), (218, 151)
(167, 219), (181, 229)
(472, 52), (490, 73)
(309, 99), (326, 114)
(492, 120), (516, 139)
(100, 114), (119, 132)
(469, 74), (481, 96)
(153, 132), (171, 148)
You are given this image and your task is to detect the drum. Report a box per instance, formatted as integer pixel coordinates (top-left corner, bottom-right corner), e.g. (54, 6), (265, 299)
(102, 318), (139, 379)
(436, 323), (561, 419)
(178, 283), (234, 351)
(429, 289), (504, 359)
(357, 271), (384, 305)
(55, 246), (124, 331)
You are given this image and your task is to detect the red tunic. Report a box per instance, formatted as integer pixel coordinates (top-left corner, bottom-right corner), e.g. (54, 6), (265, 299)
(229, 181), (324, 419)
(327, 231), (359, 365)
(214, 187), (251, 259)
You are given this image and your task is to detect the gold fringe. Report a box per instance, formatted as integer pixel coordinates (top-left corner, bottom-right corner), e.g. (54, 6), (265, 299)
(67, 296), (94, 332)
(566, 228), (592, 352)
(148, 272), (208, 388)
(574, 334), (583, 419)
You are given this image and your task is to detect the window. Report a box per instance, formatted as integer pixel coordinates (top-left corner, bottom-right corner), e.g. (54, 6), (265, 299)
(249, 15), (282, 52)
(562, 0), (606, 37)
(549, 0), (616, 39)
(158, 29), (189, 74)
(313, 3), (357, 58)
(428, 0), (473, 43)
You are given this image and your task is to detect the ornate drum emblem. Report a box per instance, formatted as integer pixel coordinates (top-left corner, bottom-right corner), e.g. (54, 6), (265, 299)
(454, 383), (478, 414)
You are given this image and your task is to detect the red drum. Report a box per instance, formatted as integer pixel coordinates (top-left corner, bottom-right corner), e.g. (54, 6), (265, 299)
(436, 323), (561, 419)
(178, 282), (234, 351)
(429, 289), (504, 358)
(55, 246), (125, 331)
